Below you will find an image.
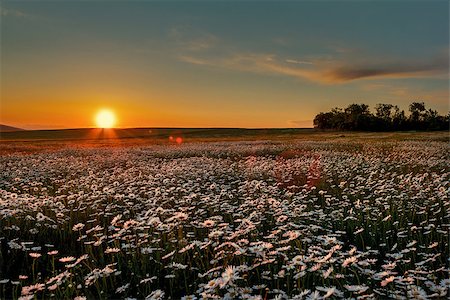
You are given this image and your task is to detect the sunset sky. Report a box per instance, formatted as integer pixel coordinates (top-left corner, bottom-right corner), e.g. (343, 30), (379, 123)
(1, 0), (449, 129)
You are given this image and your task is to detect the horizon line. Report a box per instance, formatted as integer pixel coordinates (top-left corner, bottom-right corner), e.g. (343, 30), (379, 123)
(1, 126), (316, 132)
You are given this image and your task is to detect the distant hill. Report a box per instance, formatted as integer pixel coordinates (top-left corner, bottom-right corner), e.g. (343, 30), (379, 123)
(0, 127), (315, 141)
(0, 128), (447, 144)
(0, 124), (25, 132)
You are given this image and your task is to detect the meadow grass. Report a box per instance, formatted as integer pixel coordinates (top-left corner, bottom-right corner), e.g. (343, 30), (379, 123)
(0, 131), (448, 299)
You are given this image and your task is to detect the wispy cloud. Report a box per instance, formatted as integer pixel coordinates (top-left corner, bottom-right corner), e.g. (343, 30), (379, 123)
(172, 27), (448, 84)
(178, 53), (319, 80)
(285, 59), (314, 65)
(361, 82), (411, 97)
(169, 26), (219, 52)
(178, 55), (211, 66)
(323, 56), (448, 82)
(287, 119), (313, 128)
(0, 7), (29, 18)
(179, 51), (448, 84)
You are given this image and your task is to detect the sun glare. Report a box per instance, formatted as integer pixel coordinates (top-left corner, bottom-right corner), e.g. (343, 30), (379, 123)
(95, 109), (116, 128)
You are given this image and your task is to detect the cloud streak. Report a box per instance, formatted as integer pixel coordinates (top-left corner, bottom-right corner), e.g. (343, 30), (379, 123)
(323, 56), (448, 82)
(287, 119), (313, 128)
(169, 26), (219, 52)
(0, 7), (29, 18)
(285, 59), (314, 65)
(179, 52), (448, 84)
(172, 27), (448, 84)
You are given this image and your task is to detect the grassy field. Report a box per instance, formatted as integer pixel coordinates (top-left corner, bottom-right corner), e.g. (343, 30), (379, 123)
(1, 128), (448, 154)
(1, 128), (318, 141)
(0, 130), (448, 299)
(1, 128), (448, 142)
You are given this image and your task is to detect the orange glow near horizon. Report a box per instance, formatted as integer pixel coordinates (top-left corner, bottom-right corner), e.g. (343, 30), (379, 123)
(95, 109), (116, 128)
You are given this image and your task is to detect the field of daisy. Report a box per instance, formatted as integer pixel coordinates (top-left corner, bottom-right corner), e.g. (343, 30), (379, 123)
(0, 135), (449, 299)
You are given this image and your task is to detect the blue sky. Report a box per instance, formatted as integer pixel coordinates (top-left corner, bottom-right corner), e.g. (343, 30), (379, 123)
(1, 0), (449, 129)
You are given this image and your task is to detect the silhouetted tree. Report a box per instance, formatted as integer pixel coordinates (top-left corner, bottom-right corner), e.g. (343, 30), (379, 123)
(343, 104), (371, 130)
(375, 104), (394, 131)
(392, 106), (407, 130)
(408, 102), (427, 129)
(313, 112), (334, 129)
(330, 108), (347, 129)
(313, 101), (448, 131)
(409, 102), (426, 121)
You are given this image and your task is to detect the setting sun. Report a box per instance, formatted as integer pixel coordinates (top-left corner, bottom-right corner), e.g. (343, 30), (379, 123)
(95, 109), (116, 128)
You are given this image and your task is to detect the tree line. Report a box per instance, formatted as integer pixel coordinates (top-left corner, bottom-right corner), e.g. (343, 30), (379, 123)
(313, 102), (449, 131)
